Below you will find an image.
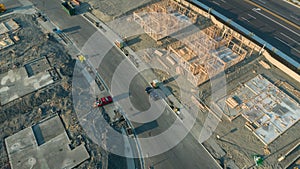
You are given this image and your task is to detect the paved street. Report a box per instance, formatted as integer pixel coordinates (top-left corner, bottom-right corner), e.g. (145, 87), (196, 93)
(83, 35), (220, 168)
(31, 0), (97, 48)
(3, 0), (299, 168)
(194, 0), (300, 63)
(29, 0), (221, 168)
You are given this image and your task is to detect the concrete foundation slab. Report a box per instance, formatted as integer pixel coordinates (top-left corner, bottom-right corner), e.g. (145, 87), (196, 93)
(217, 74), (300, 145)
(5, 115), (90, 169)
(0, 57), (58, 105)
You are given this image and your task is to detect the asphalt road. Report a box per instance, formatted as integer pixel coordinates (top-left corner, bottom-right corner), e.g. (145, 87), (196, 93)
(195, 0), (300, 63)
(251, 0), (300, 25)
(95, 45), (220, 169)
(30, 0), (97, 48)
(30, 0), (221, 168)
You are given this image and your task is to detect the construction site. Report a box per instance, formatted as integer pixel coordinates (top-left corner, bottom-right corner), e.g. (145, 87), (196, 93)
(133, 0), (198, 41)
(5, 114), (90, 169)
(0, 19), (20, 51)
(127, 0), (300, 168)
(0, 0), (299, 168)
(132, 0), (254, 86)
(217, 74), (300, 145)
(0, 56), (60, 105)
(0, 11), (110, 169)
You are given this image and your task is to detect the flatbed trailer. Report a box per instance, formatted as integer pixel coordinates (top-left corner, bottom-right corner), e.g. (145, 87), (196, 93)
(61, 2), (75, 15)
(61, 1), (79, 16)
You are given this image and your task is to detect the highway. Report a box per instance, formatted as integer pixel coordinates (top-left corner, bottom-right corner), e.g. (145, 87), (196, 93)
(195, 0), (300, 63)
(30, 0), (221, 169)
(250, 0), (300, 25)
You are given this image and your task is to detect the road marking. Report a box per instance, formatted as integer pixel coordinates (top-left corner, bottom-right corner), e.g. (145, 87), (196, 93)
(280, 32), (300, 46)
(212, 1), (221, 6)
(252, 8), (300, 37)
(275, 36), (300, 54)
(257, 0), (266, 4)
(247, 13), (256, 19)
(290, 14), (299, 21)
(241, 17), (250, 22)
(245, 0), (300, 31)
(283, 0), (300, 9)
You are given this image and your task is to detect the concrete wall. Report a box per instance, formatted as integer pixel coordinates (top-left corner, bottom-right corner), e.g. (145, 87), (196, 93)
(264, 52), (300, 82)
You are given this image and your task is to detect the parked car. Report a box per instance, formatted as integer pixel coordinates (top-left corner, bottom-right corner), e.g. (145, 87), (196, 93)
(96, 96), (113, 107)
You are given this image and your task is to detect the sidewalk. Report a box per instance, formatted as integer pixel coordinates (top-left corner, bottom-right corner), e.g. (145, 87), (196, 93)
(82, 12), (146, 169)
(121, 128), (136, 169)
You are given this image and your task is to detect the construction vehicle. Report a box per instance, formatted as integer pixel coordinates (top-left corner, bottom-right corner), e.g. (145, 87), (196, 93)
(144, 80), (161, 101)
(0, 4), (6, 13)
(114, 39), (125, 49)
(61, 0), (80, 16)
(77, 55), (86, 62)
(150, 79), (160, 89)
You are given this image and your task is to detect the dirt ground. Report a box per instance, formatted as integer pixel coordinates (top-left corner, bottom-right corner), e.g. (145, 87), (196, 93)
(78, 0), (300, 167)
(0, 0), (160, 167)
(1, 0), (299, 169)
(134, 38), (300, 169)
(198, 54), (300, 169)
(92, 2), (300, 167)
(0, 14), (107, 169)
(82, 0), (160, 22)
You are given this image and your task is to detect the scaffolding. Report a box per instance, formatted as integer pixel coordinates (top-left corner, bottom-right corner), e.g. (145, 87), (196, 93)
(167, 25), (248, 86)
(133, 0), (198, 41)
(134, 0), (250, 86)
